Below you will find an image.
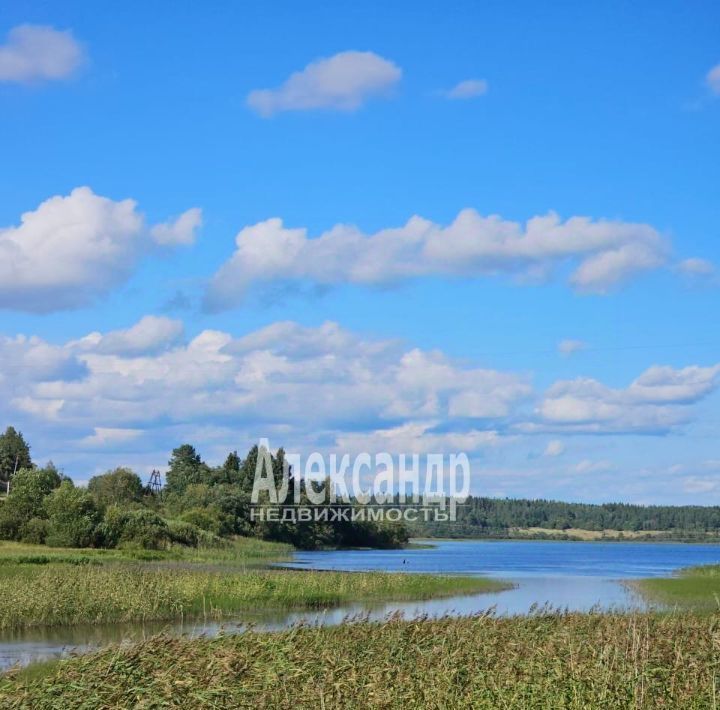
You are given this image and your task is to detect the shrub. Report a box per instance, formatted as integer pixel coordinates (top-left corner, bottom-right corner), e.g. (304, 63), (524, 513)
(19, 517), (49, 545)
(44, 482), (101, 548)
(179, 507), (222, 534)
(0, 504), (23, 541)
(166, 519), (200, 547)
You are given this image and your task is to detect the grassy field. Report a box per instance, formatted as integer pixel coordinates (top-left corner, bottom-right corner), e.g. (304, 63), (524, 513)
(509, 527), (670, 541)
(2, 611), (718, 708)
(635, 564), (720, 610)
(0, 540), (507, 630)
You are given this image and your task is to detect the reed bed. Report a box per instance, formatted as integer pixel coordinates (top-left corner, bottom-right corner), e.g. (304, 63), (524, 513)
(0, 562), (502, 630)
(635, 564), (720, 610)
(2, 610), (719, 708)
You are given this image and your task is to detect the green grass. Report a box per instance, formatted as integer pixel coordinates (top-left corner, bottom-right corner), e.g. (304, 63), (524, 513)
(0, 540), (506, 630)
(0, 537), (293, 566)
(2, 611), (719, 708)
(635, 564), (720, 610)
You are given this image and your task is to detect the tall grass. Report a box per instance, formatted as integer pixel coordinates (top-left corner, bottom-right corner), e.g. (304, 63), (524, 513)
(2, 610), (719, 708)
(0, 537), (293, 566)
(0, 558), (504, 630)
(635, 563), (720, 610)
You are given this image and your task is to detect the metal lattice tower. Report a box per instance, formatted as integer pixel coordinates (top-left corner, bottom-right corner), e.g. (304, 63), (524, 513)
(148, 469), (163, 496)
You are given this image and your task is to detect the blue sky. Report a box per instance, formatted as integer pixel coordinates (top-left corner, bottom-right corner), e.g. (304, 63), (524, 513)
(1, 1), (719, 503)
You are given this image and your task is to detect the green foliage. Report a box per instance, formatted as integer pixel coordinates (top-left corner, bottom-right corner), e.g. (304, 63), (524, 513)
(0, 466), (62, 540)
(0, 504), (24, 541)
(164, 481), (250, 537)
(0, 554), (496, 630)
(166, 519), (201, 547)
(179, 507), (222, 534)
(240, 452), (410, 550)
(165, 444), (210, 495)
(19, 517), (49, 545)
(0, 441), (411, 553)
(88, 467), (144, 508)
(44, 482), (101, 548)
(99, 507), (170, 550)
(341, 519), (410, 549)
(7, 466), (62, 518)
(222, 450), (240, 479)
(411, 495), (720, 539)
(238, 444), (259, 492)
(636, 564), (720, 609)
(0, 426), (32, 483)
(0, 536), (289, 566)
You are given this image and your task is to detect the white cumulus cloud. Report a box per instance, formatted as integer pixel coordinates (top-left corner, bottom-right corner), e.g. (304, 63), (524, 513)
(75, 316), (185, 356)
(0, 188), (200, 312)
(3, 319), (719, 478)
(534, 363), (720, 433)
(247, 51), (401, 116)
(1, 319), (529, 464)
(204, 210), (670, 310)
(0, 24), (83, 83)
(150, 208), (203, 246)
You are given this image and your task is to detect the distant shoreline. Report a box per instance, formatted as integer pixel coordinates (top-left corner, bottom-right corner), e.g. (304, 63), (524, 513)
(411, 530), (720, 544)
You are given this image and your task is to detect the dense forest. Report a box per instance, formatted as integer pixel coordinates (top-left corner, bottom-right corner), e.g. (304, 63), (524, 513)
(0, 427), (408, 551)
(410, 495), (720, 540)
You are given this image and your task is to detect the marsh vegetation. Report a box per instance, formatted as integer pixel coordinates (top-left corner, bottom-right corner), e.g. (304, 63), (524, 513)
(0, 540), (505, 631)
(2, 611), (719, 708)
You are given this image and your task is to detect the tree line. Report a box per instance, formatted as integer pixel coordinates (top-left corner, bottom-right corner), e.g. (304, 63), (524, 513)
(409, 495), (720, 539)
(0, 428), (408, 551)
(4, 425), (718, 549)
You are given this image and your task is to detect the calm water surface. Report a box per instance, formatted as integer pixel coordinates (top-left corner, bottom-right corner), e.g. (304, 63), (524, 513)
(3, 539), (720, 671)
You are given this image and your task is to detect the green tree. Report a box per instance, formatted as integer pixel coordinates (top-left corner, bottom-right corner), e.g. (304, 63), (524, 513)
(205, 450), (241, 485)
(88, 467), (144, 508)
(238, 445), (259, 493)
(44, 481), (101, 548)
(0, 465), (62, 539)
(224, 451), (240, 475)
(165, 444), (209, 495)
(0, 427), (32, 483)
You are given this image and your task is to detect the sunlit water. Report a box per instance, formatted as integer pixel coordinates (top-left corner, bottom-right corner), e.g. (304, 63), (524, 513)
(3, 539), (720, 671)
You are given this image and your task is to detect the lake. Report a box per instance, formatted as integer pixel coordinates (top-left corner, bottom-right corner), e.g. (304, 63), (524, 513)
(2, 539), (720, 671)
(285, 539), (720, 615)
